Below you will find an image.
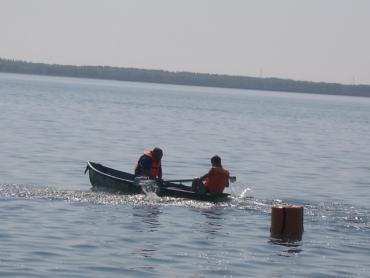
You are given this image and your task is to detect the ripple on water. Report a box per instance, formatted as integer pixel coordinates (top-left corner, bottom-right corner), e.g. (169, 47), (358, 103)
(0, 183), (246, 209)
(1, 184), (370, 230)
(1, 183), (370, 277)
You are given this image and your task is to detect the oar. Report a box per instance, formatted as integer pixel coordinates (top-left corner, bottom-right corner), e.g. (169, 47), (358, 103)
(164, 176), (236, 184)
(158, 179), (193, 191)
(160, 176), (237, 193)
(164, 178), (194, 183)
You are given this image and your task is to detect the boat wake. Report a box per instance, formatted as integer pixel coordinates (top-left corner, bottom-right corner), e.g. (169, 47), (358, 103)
(0, 183), (369, 231)
(0, 183), (267, 210)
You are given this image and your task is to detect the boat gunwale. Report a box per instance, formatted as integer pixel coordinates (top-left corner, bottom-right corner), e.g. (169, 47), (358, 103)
(87, 161), (135, 184)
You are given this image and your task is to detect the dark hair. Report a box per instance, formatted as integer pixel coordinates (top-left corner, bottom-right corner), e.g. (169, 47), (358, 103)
(153, 147), (163, 155)
(152, 147), (163, 160)
(211, 155), (221, 165)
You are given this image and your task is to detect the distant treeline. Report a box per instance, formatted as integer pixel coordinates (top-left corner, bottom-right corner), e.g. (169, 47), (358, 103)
(1, 58), (370, 97)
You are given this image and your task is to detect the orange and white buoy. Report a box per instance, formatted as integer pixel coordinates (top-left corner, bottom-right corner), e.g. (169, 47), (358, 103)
(270, 204), (304, 241)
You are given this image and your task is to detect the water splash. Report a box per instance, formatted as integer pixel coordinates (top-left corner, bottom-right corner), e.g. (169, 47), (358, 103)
(136, 179), (158, 194)
(1, 183), (369, 231)
(0, 184), (231, 209)
(239, 187), (252, 199)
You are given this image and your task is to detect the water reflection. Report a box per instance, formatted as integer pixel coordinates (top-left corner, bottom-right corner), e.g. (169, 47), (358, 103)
(132, 206), (161, 232)
(198, 207), (227, 239)
(131, 206), (162, 259)
(269, 237), (303, 257)
(276, 248), (303, 257)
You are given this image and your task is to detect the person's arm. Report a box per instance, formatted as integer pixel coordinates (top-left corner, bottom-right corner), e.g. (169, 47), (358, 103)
(158, 165), (162, 180)
(225, 171), (230, 187)
(139, 157), (152, 177)
(200, 168), (213, 181)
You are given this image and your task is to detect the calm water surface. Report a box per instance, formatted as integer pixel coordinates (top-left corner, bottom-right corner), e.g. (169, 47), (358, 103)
(1, 73), (369, 277)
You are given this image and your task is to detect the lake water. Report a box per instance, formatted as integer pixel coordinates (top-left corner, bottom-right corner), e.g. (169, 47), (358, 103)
(1, 73), (369, 277)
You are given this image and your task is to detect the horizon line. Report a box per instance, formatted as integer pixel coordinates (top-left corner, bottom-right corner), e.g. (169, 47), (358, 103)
(1, 57), (367, 87)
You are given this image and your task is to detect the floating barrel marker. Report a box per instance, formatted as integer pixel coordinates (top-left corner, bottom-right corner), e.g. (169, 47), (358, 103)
(270, 204), (304, 241)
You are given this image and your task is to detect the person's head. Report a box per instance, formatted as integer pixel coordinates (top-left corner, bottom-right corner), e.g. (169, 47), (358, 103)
(211, 155), (221, 166)
(152, 147), (163, 161)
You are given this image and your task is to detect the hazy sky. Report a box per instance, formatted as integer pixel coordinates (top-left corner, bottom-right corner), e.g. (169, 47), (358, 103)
(1, 0), (369, 84)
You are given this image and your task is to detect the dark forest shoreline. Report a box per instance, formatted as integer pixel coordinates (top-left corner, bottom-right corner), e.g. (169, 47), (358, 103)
(1, 58), (369, 97)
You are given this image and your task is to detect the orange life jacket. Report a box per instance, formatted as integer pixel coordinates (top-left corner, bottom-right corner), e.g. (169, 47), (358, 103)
(204, 166), (230, 194)
(135, 150), (161, 179)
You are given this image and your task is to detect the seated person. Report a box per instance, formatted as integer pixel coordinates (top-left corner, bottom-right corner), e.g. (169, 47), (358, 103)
(192, 155), (230, 194)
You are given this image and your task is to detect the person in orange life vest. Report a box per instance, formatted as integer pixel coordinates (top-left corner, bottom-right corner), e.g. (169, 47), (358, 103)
(202, 155), (230, 193)
(193, 155), (230, 194)
(135, 147), (163, 180)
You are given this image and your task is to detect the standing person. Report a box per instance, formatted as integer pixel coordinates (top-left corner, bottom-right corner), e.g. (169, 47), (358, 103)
(135, 147), (163, 180)
(193, 155), (230, 194)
